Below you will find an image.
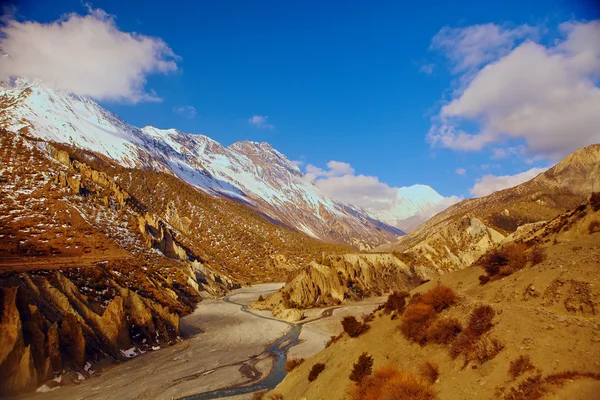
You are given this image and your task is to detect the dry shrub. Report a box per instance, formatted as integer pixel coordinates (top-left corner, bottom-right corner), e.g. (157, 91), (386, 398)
(472, 336), (504, 364)
(342, 316), (369, 338)
(467, 305), (495, 337)
(591, 192), (600, 212)
(348, 366), (436, 400)
(383, 291), (410, 314)
(325, 333), (342, 348)
(419, 361), (439, 384)
(589, 220), (600, 234)
(508, 355), (535, 379)
(400, 303), (436, 345)
(426, 317), (463, 344)
(284, 358), (304, 372)
(502, 371), (600, 400)
(308, 362), (325, 382)
(479, 275), (490, 285)
(529, 246), (546, 266)
(480, 243), (528, 281)
(449, 332), (476, 360)
(421, 285), (457, 312)
(349, 353), (374, 383)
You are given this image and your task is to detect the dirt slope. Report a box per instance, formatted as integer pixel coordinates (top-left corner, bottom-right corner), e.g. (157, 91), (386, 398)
(267, 200), (600, 399)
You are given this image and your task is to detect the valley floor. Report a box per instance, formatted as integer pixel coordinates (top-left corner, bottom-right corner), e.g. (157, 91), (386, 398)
(26, 283), (383, 400)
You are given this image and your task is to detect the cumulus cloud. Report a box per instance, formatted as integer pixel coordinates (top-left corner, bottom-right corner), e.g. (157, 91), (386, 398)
(430, 23), (539, 73)
(173, 105), (197, 118)
(470, 167), (548, 197)
(455, 168), (466, 175)
(428, 20), (600, 160)
(303, 161), (453, 217)
(248, 115), (274, 129)
(0, 6), (178, 103)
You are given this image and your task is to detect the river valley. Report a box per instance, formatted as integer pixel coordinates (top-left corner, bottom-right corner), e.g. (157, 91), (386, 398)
(28, 284), (383, 400)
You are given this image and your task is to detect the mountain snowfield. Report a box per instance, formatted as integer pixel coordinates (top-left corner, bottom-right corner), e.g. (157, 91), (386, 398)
(0, 78), (450, 246)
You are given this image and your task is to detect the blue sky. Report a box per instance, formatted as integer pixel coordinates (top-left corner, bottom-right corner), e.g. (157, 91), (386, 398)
(6, 0), (600, 201)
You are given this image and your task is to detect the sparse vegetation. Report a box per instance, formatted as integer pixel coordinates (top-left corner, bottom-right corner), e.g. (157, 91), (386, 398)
(529, 246), (546, 266)
(591, 192), (600, 212)
(400, 303), (436, 345)
(426, 317), (463, 344)
(479, 243), (529, 283)
(342, 316), (369, 338)
(308, 363), (326, 382)
(325, 333), (343, 348)
(419, 361), (439, 384)
(420, 285), (457, 312)
(471, 336), (504, 364)
(383, 290), (410, 314)
(349, 353), (374, 383)
(347, 366), (436, 400)
(399, 285), (458, 345)
(284, 358), (304, 372)
(501, 371), (600, 400)
(467, 305), (495, 336)
(508, 355), (536, 379)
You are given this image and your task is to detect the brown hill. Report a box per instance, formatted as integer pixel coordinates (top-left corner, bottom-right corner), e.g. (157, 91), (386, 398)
(374, 144), (600, 274)
(266, 198), (600, 399)
(0, 129), (351, 395)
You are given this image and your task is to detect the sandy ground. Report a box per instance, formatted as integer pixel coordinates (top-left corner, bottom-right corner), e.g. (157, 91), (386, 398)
(26, 285), (386, 400)
(288, 297), (385, 360)
(28, 283), (288, 400)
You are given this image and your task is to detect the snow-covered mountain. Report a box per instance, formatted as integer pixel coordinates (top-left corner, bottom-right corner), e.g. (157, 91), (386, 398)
(0, 78), (448, 246)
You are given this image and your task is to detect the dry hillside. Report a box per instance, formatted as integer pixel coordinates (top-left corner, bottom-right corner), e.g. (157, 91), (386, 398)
(0, 129), (350, 396)
(266, 197), (600, 400)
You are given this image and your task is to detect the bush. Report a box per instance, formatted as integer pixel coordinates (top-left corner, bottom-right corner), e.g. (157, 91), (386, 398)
(383, 291), (410, 314)
(480, 243), (528, 280)
(400, 303), (436, 345)
(589, 220), (600, 234)
(419, 361), (439, 384)
(479, 275), (490, 285)
(308, 362), (326, 382)
(349, 353), (374, 383)
(449, 332), (476, 360)
(472, 336), (504, 364)
(342, 316), (369, 338)
(591, 192), (600, 212)
(509, 355), (536, 379)
(426, 317), (463, 344)
(421, 285), (457, 312)
(257, 294), (264, 302)
(325, 333), (342, 348)
(529, 246), (546, 266)
(467, 305), (495, 337)
(285, 358), (304, 372)
(347, 366), (436, 400)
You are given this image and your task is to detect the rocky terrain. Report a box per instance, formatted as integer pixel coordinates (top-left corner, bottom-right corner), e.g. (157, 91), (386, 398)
(375, 144), (600, 274)
(0, 128), (353, 396)
(0, 79), (455, 249)
(264, 194), (600, 399)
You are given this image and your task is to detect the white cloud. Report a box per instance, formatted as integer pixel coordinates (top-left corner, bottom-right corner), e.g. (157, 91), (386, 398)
(470, 167), (548, 197)
(455, 168), (466, 175)
(428, 20), (600, 160)
(302, 161), (454, 219)
(173, 105), (197, 118)
(248, 115), (274, 129)
(430, 23), (539, 73)
(0, 6), (178, 103)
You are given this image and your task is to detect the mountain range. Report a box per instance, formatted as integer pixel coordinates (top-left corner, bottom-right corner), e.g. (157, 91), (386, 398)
(0, 78), (451, 248)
